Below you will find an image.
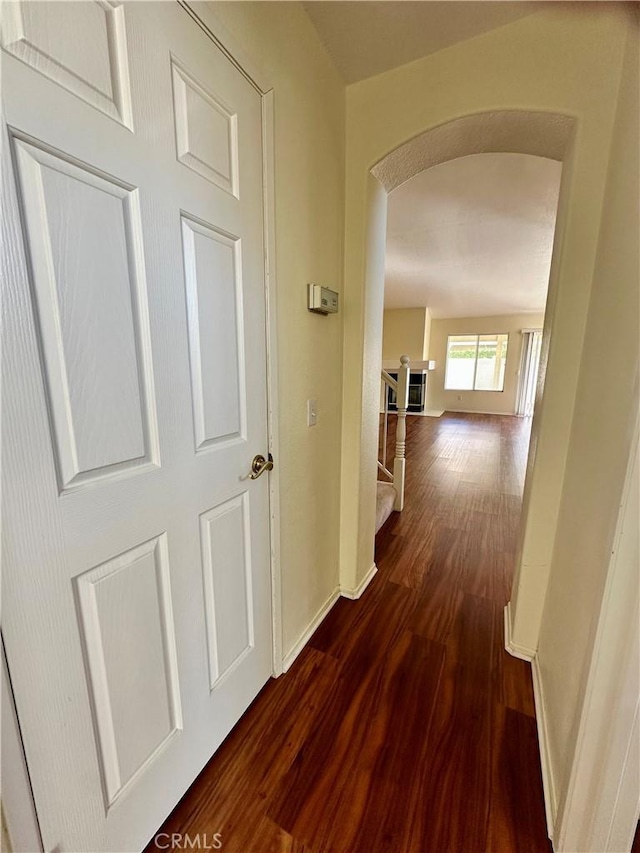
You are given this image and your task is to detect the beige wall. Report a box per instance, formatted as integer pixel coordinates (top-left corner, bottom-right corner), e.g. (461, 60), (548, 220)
(423, 309), (432, 365)
(427, 314), (544, 415)
(341, 6), (630, 628)
(203, 2), (346, 658)
(535, 17), (639, 820)
(382, 307), (431, 362)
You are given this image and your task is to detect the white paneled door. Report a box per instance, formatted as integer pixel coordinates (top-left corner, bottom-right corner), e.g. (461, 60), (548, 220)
(1, 3), (273, 850)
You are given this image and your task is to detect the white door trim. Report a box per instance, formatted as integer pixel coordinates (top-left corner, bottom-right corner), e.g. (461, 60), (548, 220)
(1, 638), (43, 853)
(555, 411), (640, 851)
(261, 90), (284, 676)
(179, 1), (283, 675)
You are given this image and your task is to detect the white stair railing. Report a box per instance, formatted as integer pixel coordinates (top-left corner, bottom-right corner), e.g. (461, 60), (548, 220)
(379, 354), (410, 511)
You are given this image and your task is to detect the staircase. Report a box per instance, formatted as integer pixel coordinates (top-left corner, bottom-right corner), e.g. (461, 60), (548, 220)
(376, 481), (397, 533)
(377, 355), (410, 532)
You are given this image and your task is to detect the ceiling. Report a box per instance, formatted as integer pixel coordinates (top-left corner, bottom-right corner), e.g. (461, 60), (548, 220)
(303, 1), (547, 83)
(384, 153), (562, 319)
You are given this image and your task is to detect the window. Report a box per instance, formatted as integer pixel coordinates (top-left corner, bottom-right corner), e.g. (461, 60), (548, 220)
(444, 333), (509, 391)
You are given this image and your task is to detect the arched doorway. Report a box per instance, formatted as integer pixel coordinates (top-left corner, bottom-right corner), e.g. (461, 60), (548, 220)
(340, 110), (577, 663)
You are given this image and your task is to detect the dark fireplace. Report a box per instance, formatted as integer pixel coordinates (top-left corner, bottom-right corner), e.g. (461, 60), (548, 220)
(386, 370), (426, 413)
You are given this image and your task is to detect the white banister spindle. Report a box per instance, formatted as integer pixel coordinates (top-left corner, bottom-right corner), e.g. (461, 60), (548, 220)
(379, 356), (410, 516)
(382, 378), (389, 472)
(393, 355), (410, 511)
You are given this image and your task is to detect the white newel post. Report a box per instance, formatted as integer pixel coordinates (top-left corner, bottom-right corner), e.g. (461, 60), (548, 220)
(393, 355), (410, 510)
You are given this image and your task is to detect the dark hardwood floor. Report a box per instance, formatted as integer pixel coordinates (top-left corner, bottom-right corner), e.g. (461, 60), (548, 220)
(147, 412), (550, 852)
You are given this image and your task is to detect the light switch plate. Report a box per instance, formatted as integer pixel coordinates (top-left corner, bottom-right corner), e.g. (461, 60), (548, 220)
(307, 399), (317, 427)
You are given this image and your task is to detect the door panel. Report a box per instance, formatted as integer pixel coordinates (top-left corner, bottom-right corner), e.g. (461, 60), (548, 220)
(12, 134), (159, 489)
(2, 0), (133, 127)
(2, 3), (272, 851)
(181, 214), (245, 449)
(75, 534), (182, 809)
(171, 57), (239, 197)
(200, 494), (254, 690)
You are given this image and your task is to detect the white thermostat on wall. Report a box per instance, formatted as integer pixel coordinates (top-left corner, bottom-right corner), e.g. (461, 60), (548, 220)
(308, 283), (339, 315)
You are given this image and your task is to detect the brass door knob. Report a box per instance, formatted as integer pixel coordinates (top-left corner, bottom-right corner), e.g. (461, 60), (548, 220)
(249, 453), (274, 479)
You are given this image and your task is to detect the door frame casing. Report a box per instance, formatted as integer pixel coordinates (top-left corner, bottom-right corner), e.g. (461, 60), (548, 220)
(554, 411), (640, 851)
(1, 639), (44, 853)
(2, 3), (284, 849)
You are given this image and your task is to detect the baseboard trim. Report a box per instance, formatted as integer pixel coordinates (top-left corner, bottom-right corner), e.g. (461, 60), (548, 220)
(380, 410), (444, 418)
(503, 604), (556, 840)
(503, 602), (536, 661)
(446, 408), (516, 417)
(282, 586), (340, 673)
(280, 564), (379, 673)
(532, 655), (558, 841)
(341, 563), (378, 600)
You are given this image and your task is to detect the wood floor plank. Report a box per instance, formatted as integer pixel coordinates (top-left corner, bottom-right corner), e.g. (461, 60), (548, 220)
(447, 592), (498, 677)
(269, 631), (445, 852)
(269, 584), (421, 839)
(146, 413), (551, 853)
(404, 653), (495, 851)
(409, 567), (465, 645)
(245, 817), (315, 853)
(385, 518), (439, 589)
(308, 573), (415, 661)
(344, 633), (446, 853)
(487, 705), (551, 852)
(500, 647), (537, 718)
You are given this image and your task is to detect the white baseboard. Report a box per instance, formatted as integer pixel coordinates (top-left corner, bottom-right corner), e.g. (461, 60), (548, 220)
(280, 565), (379, 674)
(379, 410), (444, 418)
(503, 602), (536, 661)
(503, 603), (556, 840)
(340, 562), (378, 600)
(532, 655), (558, 841)
(446, 408), (516, 417)
(281, 586), (340, 673)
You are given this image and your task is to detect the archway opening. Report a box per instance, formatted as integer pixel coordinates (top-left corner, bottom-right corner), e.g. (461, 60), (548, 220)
(359, 110), (576, 655)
